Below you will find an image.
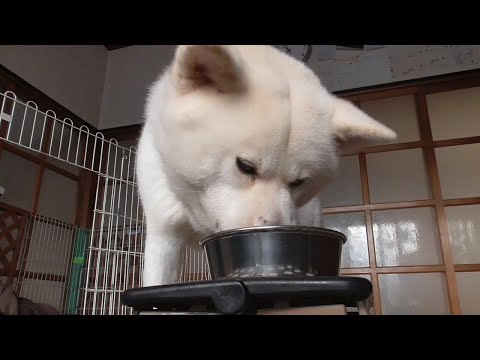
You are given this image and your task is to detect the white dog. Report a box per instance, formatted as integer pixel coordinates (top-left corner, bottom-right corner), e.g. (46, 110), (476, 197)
(137, 45), (396, 286)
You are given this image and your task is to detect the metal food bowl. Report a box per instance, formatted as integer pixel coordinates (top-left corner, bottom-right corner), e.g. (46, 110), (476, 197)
(200, 226), (347, 280)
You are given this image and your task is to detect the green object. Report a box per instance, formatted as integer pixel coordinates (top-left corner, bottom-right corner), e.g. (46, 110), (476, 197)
(66, 229), (89, 315)
(72, 256), (85, 264)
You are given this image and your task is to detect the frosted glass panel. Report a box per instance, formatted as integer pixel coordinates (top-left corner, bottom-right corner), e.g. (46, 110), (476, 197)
(323, 212), (369, 268)
(456, 272), (480, 315)
(319, 156), (362, 207)
(367, 149), (431, 203)
(0, 149), (37, 210)
(345, 274), (371, 282)
(361, 95), (420, 143)
(373, 208), (442, 266)
(436, 144), (480, 199)
(37, 169), (77, 222)
(446, 205), (480, 264)
(427, 87), (480, 141)
(379, 273), (450, 315)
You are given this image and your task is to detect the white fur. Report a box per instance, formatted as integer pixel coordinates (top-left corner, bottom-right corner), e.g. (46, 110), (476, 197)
(137, 45), (396, 286)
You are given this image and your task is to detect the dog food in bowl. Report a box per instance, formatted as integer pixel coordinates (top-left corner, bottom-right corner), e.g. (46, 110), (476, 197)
(228, 264), (317, 279)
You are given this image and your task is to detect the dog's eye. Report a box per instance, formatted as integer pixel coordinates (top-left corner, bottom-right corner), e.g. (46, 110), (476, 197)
(236, 157), (257, 176)
(289, 178), (305, 188)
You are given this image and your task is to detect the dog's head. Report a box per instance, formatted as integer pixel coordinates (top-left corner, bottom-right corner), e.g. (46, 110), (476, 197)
(147, 45), (396, 233)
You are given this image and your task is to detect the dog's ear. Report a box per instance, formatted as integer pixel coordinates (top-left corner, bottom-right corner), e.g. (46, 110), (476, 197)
(172, 45), (247, 95)
(331, 97), (397, 155)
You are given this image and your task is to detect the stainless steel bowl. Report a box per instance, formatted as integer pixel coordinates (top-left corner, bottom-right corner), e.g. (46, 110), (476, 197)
(200, 226), (347, 280)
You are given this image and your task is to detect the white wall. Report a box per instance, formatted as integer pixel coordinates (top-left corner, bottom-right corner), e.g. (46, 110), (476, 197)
(310, 45), (480, 92)
(0, 45), (108, 128)
(99, 45), (176, 130)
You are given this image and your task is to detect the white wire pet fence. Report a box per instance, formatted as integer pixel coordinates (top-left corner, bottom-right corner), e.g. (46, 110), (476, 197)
(0, 91), (209, 315)
(16, 214), (78, 313)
